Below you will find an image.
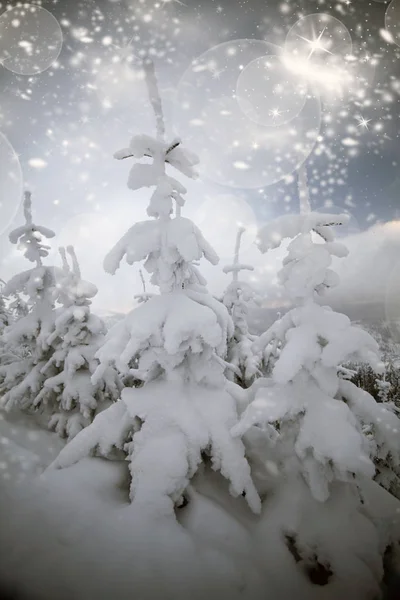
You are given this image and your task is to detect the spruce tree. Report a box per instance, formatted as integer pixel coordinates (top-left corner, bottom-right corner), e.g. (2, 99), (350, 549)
(34, 246), (122, 440)
(0, 279), (10, 333)
(0, 191), (61, 414)
(49, 60), (260, 517)
(222, 226), (261, 388)
(0, 279), (14, 366)
(232, 167), (400, 598)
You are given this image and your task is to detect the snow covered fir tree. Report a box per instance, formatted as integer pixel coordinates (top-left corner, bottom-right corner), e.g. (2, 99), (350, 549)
(50, 60), (261, 522)
(0, 280), (10, 334)
(0, 280), (13, 366)
(0, 194), (120, 439)
(222, 226), (262, 388)
(0, 191), (61, 413)
(231, 172), (400, 598)
(34, 245), (121, 439)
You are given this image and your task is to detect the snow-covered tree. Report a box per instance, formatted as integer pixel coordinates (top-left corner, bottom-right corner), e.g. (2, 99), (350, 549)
(366, 367), (400, 501)
(376, 373), (391, 404)
(49, 60), (260, 517)
(0, 279), (14, 366)
(0, 191), (61, 413)
(33, 246), (122, 440)
(0, 279), (10, 333)
(8, 291), (29, 321)
(222, 226), (261, 388)
(232, 173), (400, 597)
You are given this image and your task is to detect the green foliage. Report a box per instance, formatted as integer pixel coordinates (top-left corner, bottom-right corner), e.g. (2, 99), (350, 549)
(348, 361), (400, 407)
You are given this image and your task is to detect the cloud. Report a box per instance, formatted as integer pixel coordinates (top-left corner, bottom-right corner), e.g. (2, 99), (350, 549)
(207, 219), (400, 325)
(1, 188), (399, 330)
(327, 221), (400, 329)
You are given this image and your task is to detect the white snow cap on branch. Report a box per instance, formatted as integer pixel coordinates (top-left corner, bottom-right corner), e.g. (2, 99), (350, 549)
(256, 212), (350, 253)
(93, 290), (232, 386)
(104, 216), (219, 292)
(9, 191), (55, 266)
(256, 210), (350, 302)
(113, 60), (199, 219)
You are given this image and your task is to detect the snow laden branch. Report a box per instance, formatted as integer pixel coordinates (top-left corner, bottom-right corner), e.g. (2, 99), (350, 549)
(9, 190), (55, 267)
(256, 211), (350, 253)
(104, 216), (219, 292)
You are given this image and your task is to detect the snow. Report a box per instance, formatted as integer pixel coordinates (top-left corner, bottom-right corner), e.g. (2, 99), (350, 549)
(256, 212), (350, 252)
(1, 212), (121, 439)
(1, 57), (400, 600)
(0, 455), (265, 600)
(8, 191), (56, 266)
(50, 379), (261, 514)
(104, 216), (219, 293)
(231, 203), (400, 595)
(1, 415), (398, 600)
(93, 291), (231, 384)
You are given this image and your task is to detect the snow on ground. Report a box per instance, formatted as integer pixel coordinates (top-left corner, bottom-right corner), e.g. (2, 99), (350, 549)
(0, 414), (267, 600)
(1, 413), (400, 600)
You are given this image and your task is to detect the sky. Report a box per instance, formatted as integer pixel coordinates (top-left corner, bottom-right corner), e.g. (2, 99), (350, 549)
(0, 0), (399, 324)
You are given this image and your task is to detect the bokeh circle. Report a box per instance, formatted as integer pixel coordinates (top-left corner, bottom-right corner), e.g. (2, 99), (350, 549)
(284, 14), (352, 104)
(94, 58), (147, 111)
(192, 194), (257, 259)
(385, 0), (400, 49)
(174, 39), (321, 189)
(0, 5), (63, 76)
(285, 13), (352, 64)
(236, 55), (308, 127)
(0, 132), (23, 237)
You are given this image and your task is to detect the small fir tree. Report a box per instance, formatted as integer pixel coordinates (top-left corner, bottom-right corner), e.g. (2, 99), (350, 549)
(0, 279), (15, 366)
(222, 226), (261, 388)
(0, 279), (10, 333)
(0, 191), (61, 413)
(34, 246), (122, 440)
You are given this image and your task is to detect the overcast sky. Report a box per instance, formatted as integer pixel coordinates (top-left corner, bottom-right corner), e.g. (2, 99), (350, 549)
(0, 0), (399, 321)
